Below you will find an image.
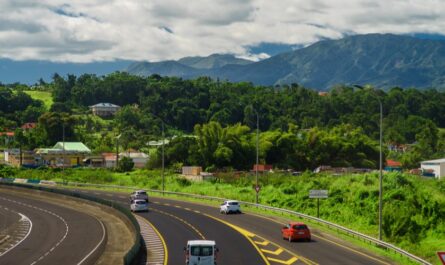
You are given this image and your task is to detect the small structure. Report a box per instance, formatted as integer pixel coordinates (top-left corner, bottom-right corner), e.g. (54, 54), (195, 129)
(35, 142), (91, 168)
(0, 132), (14, 145)
(253, 164), (272, 172)
(4, 149), (36, 167)
(120, 150), (149, 169)
(83, 155), (105, 168)
(21, 123), (37, 130)
(102, 152), (118, 168)
(181, 166), (214, 181)
(420, 158), (445, 179)
(89, 103), (121, 117)
(385, 159), (402, 172)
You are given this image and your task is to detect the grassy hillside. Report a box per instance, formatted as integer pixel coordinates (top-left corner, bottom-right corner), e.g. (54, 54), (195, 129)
(4, 167), (444, 263)
(23, 90), (53, 109)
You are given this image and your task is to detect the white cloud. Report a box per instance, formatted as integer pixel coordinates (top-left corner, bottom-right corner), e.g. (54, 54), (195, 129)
(0, 0), (445, 62)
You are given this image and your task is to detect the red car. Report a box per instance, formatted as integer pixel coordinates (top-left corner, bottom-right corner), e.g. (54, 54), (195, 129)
(281, 222), (311, 242)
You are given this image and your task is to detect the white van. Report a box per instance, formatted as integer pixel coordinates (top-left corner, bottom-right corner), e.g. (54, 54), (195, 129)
(184, 240), (218, 265)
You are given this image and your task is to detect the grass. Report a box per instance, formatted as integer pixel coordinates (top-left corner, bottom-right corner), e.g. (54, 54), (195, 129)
(23, 90), (53, 109)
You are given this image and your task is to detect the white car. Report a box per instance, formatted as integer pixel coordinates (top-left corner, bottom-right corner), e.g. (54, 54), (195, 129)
(220, 200), (241, 214)
(130, 199), (149, 212)
(130, 190), (149, 202)
(184, 240), (218, 265)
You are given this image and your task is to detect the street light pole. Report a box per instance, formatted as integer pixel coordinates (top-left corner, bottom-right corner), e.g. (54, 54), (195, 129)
(253, 109), (259, 204)
(161, 120), (165, 195)
(378, 98), (383, 241)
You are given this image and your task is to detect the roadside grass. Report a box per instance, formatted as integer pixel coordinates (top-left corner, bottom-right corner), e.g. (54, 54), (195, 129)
(23, 90), (53, 109)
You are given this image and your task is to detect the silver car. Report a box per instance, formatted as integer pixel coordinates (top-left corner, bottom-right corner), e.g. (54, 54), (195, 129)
(131, 199), (149, 212)
(220, 200), (241, 214)
(130, 190), (149, 202)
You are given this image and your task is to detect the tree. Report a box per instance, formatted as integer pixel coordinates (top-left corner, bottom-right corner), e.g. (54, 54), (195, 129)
(117, 156), (134, 172)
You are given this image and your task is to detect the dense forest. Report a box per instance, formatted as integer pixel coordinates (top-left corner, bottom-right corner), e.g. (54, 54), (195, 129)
(1, 72), (445, 171)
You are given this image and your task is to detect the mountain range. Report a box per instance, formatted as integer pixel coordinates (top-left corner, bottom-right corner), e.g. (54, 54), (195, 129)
(127, 34), (445, 90)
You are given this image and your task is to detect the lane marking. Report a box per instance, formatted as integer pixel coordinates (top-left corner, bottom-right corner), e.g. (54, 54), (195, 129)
(0, 213), (32, 257)
(150, 208), (205, 240)
(0, 197), (69, 265)
(262, 248), (284, 255)
(202, 213), (270, 265)
(268, 256), (298, 264)
(254, 240), (270, 246)
(77, 216), (106, 265)
(155, 200), (317, 265)
(247, 212), (391, 265)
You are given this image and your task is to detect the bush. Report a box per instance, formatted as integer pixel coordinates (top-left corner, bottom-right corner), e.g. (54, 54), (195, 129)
(117, 157), (134, 172)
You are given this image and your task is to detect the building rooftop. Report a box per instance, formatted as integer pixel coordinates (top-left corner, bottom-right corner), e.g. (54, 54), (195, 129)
(53, 142), (91, 153)
(89, 103), (120, 108)
(421, 158), (445, 164)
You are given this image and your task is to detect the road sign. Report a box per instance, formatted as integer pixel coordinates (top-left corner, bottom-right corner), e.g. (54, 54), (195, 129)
(254, 185), (261, 193)
(309, 190), (328, 198)
(438, 252), (445, 264)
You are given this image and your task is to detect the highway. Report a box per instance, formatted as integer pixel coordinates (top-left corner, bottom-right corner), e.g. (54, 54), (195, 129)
(0, 192), (105, 265)
(81, 189), (393, 265)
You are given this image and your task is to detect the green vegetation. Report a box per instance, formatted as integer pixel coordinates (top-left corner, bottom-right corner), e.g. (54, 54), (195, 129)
(23, 90), (53, 110)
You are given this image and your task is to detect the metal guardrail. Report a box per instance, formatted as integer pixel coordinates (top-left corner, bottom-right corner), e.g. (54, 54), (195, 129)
(0, 181), (141, 265)
(63, 181), (431, 265)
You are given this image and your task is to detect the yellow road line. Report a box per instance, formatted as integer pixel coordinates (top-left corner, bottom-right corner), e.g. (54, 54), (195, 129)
(254, 239), (270, 246)
(261, 248), (284, 255)
(202, 213), (270, 265)
(247, 212), (390, 265)
(151, 208), (206, 239)
(268, 256), (298, 265)
(136, 216), (168, 265)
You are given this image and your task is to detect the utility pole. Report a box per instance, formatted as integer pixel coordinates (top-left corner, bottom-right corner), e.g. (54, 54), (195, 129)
(378, 98), (383, 241)
(161, 121), (165, 195)
(62, 122), (65, 173)
(255, 111), (259, 204)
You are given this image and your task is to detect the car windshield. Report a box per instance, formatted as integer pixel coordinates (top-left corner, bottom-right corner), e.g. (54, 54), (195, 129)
(190, 246), (213, 256)
(138, 191), (147, 195)
(135, 201), (146, 205)
(293, 225), (308, 230)
(228, 202), (238, 205)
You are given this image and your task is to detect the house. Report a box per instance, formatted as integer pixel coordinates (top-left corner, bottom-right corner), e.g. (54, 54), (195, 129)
(253, 164), (273, 172)
(181, 166), (214, 181)
(21, 123), (37, 130)
(89, 103), (121, 117)
(102, 152), (118, 168)
(35, 142), (91, 168)
(385, 159), (402, 172)
(4, 149), (36, 167)
(420, 158), (445, 179)
(120, 150), (149, 168)
(0, 132), (14, 145)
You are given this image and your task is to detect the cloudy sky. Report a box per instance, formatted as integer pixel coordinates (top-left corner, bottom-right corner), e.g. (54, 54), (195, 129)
(1, 0), (445, 63)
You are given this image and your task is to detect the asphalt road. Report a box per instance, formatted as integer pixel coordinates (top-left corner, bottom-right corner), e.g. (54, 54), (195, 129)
(0, 192), (105, 265)
(0, 206), (20, 233)
(80, 189), (393, 265)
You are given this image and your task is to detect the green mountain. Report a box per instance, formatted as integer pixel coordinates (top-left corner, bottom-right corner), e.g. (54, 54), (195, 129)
(127, 34), (445, 90)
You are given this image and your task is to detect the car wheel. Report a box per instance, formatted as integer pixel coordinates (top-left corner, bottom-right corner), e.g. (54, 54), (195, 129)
(307, 237), (311, 242)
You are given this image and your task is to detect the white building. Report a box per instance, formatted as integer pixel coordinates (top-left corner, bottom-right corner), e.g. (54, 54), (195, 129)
(420, 158), (445, 179)
(89, 103), (121, 117)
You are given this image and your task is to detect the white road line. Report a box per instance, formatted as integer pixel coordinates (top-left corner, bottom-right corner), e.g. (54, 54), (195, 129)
(77, 216), (106, 265)
(0, 197), (69, 265)
(0, 213), (32, 257)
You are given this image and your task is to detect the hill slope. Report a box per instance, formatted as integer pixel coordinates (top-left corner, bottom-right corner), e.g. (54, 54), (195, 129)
(127, 34), (445, 90)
